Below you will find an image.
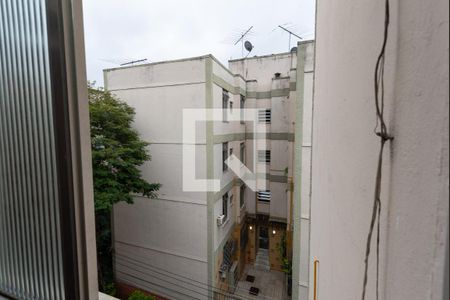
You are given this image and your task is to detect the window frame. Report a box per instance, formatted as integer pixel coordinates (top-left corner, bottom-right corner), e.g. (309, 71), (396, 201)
(240, 185), (246, 208)
(222, 89), (229, 122)
(222, 193), (229, 220)
(222, 142), (229, 172)
(240, 142), (246, 165)
(240, 95), (246, 124)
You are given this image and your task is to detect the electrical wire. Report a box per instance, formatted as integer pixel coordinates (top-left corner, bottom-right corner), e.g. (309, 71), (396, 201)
(116, 253), (271, 300)
(115, 252), (278, 300)
(116, 269), (195, 300)
(116, 261), (209, 299)
(361, 0), (394, 299)
(116, 255), (244, 299)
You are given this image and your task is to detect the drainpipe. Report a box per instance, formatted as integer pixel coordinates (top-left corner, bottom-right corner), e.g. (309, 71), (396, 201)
(286, 119), (295, 260)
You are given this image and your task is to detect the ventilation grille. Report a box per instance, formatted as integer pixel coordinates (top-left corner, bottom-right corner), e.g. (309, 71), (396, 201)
(258, 109), (271, 123)
(257, 190), (272, 202)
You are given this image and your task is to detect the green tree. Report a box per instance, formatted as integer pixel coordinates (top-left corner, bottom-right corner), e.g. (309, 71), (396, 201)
(89, 84), (160, 294)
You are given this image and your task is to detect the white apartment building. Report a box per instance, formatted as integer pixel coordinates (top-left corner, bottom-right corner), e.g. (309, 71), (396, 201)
(104, 41), (314, 299)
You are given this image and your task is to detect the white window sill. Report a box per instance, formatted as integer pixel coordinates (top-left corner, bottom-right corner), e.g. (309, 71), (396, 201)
(99, 292), (119, 300)
(220, 217), (230, 228)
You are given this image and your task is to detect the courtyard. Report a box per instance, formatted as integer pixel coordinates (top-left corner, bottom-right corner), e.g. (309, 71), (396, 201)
(234, 265), (289, 300)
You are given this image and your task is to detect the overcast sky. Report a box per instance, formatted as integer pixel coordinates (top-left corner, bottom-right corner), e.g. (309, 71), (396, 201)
(83, 0), (316, 87)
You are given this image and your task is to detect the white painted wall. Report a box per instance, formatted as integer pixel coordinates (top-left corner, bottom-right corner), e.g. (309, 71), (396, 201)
(106, 58), (206, 90)
(230, 52), (303, 223)
(309, 1), (449, 300)
(105, 57), (210, 299)
(229, 53), (297, 89)
(111, 85), (207, 144)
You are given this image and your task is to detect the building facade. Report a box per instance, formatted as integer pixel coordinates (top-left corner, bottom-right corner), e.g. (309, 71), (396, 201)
(299, 0), (449, 299)
(104, 41), (314, 299)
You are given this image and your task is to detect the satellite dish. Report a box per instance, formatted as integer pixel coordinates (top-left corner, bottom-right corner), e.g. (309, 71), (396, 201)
(290, 46), (298, 52)
(244, 41), (253, 52)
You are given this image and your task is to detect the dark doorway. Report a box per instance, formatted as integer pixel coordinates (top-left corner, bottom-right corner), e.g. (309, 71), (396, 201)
(259, 226), (269, 249)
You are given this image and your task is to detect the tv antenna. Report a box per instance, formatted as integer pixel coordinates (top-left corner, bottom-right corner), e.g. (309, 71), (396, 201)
(120, 58), (148, 66)
(233, 26), (254, 57)
(278, 25), (303, 51)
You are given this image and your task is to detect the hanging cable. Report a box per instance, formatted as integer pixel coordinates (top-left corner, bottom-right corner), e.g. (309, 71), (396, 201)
(361, 0), (394, 299)
(115, 253), (277, 300)
(115, 261), (210, 299)
(115, 269), (197, 300)
(116, 254), (249, 300)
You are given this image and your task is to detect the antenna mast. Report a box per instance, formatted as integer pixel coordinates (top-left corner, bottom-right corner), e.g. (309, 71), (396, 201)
(120, 58), (148, 66)
(278, 25), (303, 50)
(234, 26), (254, 57)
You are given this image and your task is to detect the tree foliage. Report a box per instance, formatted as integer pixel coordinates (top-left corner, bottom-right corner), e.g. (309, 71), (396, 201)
(128, 290), (156, 300)
(88, 83), (160, 293)
(89, 85), (160, 212)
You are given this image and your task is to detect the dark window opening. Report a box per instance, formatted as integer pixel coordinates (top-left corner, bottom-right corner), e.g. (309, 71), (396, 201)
(223, 142), (229, 171)
(222, 89), (229, 122)
(222, 193), (229, 219)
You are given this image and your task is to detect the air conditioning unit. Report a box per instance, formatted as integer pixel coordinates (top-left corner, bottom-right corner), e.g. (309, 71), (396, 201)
(219, 263), (228, 279)
(217, 215), (225, 226)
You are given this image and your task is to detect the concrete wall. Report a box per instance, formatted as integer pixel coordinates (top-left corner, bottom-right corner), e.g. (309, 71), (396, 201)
(230, 52), (300, 224)
(105, 57), (210, 299)
(308, 1), (449, 300)
(229, 53), (297, 90)
(291, 41), (315, 299)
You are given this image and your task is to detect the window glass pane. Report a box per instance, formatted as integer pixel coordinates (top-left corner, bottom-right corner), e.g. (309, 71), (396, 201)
(240, 95), (245, 123)
(222, 194), (228, 218)
(222, 142), (228, 171)
(222, 89), (229, 122)
(0, 0), (66, 298)
(240, 142), (245, 164)
(240, 185), (245, 207)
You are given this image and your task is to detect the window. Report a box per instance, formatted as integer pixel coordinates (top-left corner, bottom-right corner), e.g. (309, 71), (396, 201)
(257, 190), (271, 202)
(240, 185), (246, 208)
(0, 0), (95, 297)
(230, 194), (234, 206)
(223, 142), (228, 171)
(222, 89), (229, 122)
(222, 239), (236, 271)
(240, 95), (246, 123)
(222, 193), (229, 219)
(240, 142), (245, 164)
(258, 150), (271, 163)
(258, 109), (271, 123)
(240, 222), (248, 249)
